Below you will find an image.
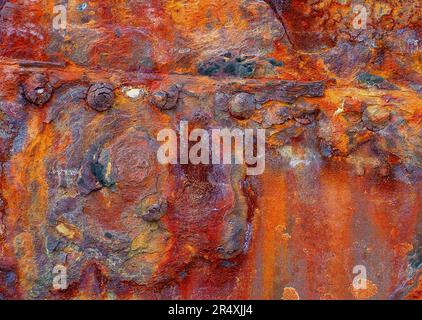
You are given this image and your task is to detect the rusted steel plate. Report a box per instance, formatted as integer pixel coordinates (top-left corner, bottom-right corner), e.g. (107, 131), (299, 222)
(0, 0), (421, 300)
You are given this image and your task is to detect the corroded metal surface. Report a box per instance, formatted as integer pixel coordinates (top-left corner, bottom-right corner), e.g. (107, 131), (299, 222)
(0, 0), (421, 299)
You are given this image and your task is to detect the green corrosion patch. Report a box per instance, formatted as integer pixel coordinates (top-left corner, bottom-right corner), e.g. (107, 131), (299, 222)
(356, 72), (398, 90)
(267, 57), (284, 67)
(91, 161), (115, 188)
(198, 53), (256, 78)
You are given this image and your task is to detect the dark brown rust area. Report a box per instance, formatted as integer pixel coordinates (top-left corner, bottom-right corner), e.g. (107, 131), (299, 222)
(86, 82), (115, 112)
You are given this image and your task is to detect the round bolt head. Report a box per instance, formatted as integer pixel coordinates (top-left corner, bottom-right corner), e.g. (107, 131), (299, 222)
(87, 82), (115, 112)
(150, 84), (181, 111)
(22, 74), (53, 106)
(228, 92), (256, 119)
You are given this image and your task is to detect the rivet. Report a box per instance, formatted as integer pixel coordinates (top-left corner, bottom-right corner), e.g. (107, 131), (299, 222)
(228, 92), (256, 119)
(150, 84), (180, 110)
(87, 82), (114, 112)
(22, 74), (53, 106)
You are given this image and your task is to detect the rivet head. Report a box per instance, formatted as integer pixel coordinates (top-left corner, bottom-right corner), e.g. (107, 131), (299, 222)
(228, 92), (256, 119)
(22, 74), (53, 106)
(87, 82), (114, 112)
(150, 84), (181, 111)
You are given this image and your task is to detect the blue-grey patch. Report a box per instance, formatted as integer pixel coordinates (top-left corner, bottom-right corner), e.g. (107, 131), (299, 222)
(0, 129), (11, 139)
(323, 42), (371, 77)
(242, 223), (252, 253)
(410, 83), (422, 94)
(5, 272), (16, 286)
(267, 58), (284, 67)
(62, 210), (82, 225)
(10, 124), (27, 154)
(320, 141), (333, 158)
(356, 72), (398, 90)
(59, 252), (68, 264)
(198, 54), (256, 78)
(393, 166), (412, 185)
(104, 232), (113, 239)
(220, 260), (236, 268)
(78, 3), (88, 11)
(46, 235), (60, 254)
